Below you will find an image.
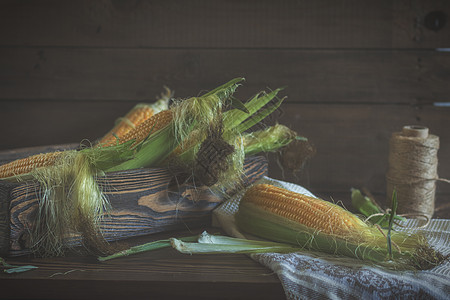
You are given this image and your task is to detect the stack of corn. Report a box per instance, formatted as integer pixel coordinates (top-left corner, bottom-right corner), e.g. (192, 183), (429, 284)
(0, 78), (306, 256)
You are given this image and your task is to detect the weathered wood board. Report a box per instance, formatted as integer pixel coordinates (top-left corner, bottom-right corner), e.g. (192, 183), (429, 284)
(1, 156), (267, 256)
(1, 0), (449, 48)
(0, 49), (449, 103)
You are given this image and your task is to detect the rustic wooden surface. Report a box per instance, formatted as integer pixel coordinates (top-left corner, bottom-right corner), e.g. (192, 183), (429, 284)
(1, 0), (449, 48)
(0, 228), (286, 300)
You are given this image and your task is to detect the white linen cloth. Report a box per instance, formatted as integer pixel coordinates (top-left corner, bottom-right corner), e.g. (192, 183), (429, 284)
(212, 176), (450, 300)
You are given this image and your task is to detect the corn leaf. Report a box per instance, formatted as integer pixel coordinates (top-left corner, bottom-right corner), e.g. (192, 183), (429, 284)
(234, 96), (285, 134)
(351, 188), (405, 227)
(171, 231), (300, 254)
(105, 123), (179, 172)
(229, 96), (249, 113)
(242, 124), (297, 156)
(223, 89), (282, 131)
(387, 190), (398, 259)
(1, 257), (38, 274)
(202, 77), (245, 100)
(98, 235), (199, 261)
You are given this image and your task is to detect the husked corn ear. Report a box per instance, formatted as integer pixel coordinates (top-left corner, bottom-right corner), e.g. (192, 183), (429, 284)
(99, 105), (155, 145)
(241, 184), (368, 238)
(0, 151), (63, 179)
(101, 110), (173, 147)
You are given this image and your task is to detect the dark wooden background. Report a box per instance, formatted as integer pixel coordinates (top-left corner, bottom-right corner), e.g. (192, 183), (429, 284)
(1, 0), (449, 210)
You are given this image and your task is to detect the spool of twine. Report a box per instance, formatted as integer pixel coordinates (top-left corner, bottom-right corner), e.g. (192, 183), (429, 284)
(386, 125), (439, 219)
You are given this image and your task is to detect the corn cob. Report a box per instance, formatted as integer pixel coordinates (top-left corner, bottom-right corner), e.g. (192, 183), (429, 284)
(100, 109), (173, 148)
(241, 184), (368, 240)
(0, 151), (64, 179)
(236, 183), (445, 269)
(98, 104), (155, 145)
(98, 90), (172, 146)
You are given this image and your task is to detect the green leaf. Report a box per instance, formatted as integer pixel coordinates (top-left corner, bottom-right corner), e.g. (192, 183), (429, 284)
(387, 189), (398, 259)
(351, 188), (405, 228)
(202, 77), (245, 100)
(223, 89), (281, 131)
(170, 232), (300, 254)
(242, 124), (297, 156)
(229, 96), (250, 113)
(1, 257), (38, 274)
(4, 265), (38, 274)
(98, 235), (199, 261)
(351, 188), (381, 217)
(105, 123), (180, 172)
(84, 140), (136, 171)
(171, 238), (299, 254)
(235, 96), (285, 134)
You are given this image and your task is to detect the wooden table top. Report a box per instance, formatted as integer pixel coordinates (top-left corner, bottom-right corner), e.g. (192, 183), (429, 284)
(0, 228), (286, 300)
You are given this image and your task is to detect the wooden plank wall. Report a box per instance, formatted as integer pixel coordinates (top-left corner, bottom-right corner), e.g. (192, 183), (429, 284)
(0, 0), (449, 205)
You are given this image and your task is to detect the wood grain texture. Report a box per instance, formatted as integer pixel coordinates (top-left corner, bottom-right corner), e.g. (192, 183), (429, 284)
(267, 103), (450, 198)
(0, 228), (285, 300)
(6, 156), (267, 256)
(0, 0), (449, 49)
(0, 48), (449, 103)
(0, 181), (17, 255)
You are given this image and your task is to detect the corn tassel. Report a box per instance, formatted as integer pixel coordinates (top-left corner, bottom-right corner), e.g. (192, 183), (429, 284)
(236, 184), (446, 270)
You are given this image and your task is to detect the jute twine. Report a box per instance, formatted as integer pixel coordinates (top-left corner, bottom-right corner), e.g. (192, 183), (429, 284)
(386, 125), (449, 220)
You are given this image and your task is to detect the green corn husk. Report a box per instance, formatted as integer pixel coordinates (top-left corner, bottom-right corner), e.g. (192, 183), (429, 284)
(223, 89), (283, 132)
(170, 231), (300, 254)
(105, 123), (179, 172)
(351, 188), (406, 227)
(98, 235), (199, 261)
(169, 81), (290, 189)
(98, 232), (300, 261)
(173, 86), (282, 164)
(242, 124), (299, 156)
(172, 77), (244, 143)
(235, 193), (446, 270)
(1, 257), (38, 274)
(105, 78), (245, 179)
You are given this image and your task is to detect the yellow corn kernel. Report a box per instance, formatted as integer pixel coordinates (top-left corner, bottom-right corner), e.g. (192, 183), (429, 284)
(98, 105), (155, 145)
(0, 151), (63, 179)
(100, 109), (173, 147)
(241, 184), (367, 238)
